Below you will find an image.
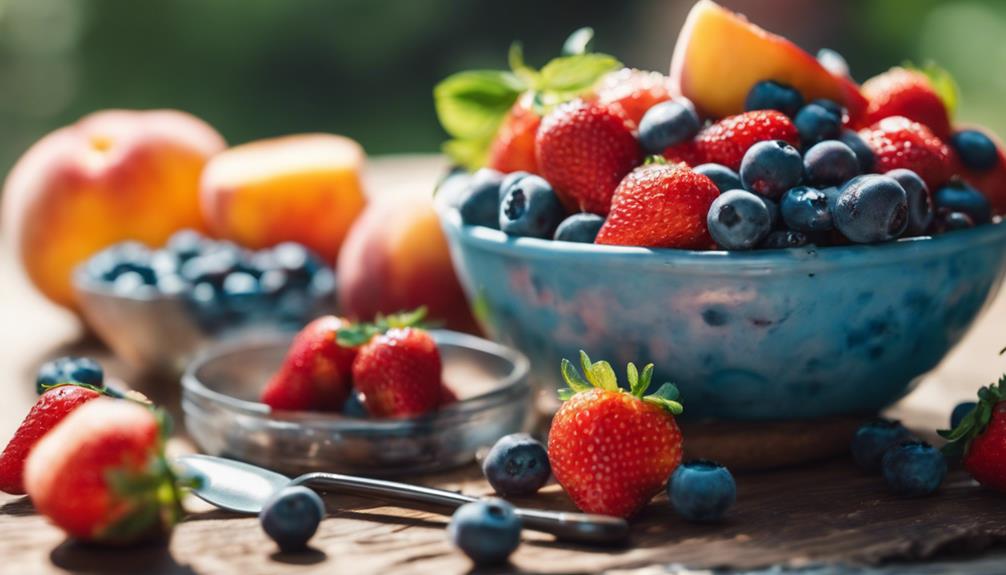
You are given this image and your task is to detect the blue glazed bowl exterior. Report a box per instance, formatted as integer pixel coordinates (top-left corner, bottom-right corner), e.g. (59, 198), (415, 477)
(439, 209), (1006, 421)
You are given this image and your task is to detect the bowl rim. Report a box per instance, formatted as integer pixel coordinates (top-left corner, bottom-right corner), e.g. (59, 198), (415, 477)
(438, 207), (1006, 273)
(181, 328), (532, 431)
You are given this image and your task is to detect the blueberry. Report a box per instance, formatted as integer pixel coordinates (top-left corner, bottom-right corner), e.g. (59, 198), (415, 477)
(763, 197), (781, 229)
(482, 433), (551, 496)
(499, 171), (532, 201)
(113, 271), (150, 295)
(795, 102), (841, 147)
(180, 251), (240, 287)
(165, 229), (207, 261)
(271, 242), (323, 285)
(809, 98), (844, 119)
(950, 130), (999, 171)
(885, 169), (933, 236)
(259, 269), (289, 297)
(638, 98), (701, 153)
(744, 80), (804, 117)
(881, 441), (947, 497)
(739, 140), (803, 199)
(839, 130), (875, 173)
(435, 168), (472, 208)
(36, 356), (104, 395)
(553, 213), (604, 243)
(817, 48), (850, 77)
(934, 181), (992, 225)
(499, 175), (565, 238)
(221, 271), (264, 316)
(156, 273), (189, 297)
(951, 401), (977, 429)
(259, 485), (325, 552)
(850, 419), (913, 472)
(448, 499), (521, 566)
(668, 460), (736, 523)
(760, 230), (810, 250)
(833, 175), (909, 243)
(803, 141), (859, 187)
(780, 186), (833, 232)
(309, 267), (336, 299)
(694, 163), (742, 194)
(707, 190), (772, 250)
(458, 168), (503, 229)
(342, 392), (369, 418)
(935, 211), (976, 233)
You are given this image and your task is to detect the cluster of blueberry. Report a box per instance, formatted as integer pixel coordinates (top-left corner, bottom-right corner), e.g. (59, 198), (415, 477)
(702, 81), (992, 250)
(850, 419), (947, 496)
(79, 230), (335, 330)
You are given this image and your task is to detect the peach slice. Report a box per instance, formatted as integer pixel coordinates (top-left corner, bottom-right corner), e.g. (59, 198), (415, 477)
(669, 0), (867, 121)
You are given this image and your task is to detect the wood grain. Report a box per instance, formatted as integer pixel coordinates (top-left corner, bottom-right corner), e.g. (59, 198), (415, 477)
(2, 155), (1006, 575)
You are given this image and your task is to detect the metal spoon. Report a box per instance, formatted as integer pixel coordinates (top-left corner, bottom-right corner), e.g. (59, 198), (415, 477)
(175, 454), (629, 545)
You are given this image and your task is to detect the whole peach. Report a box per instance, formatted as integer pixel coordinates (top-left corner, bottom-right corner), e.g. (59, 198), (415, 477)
(338, 191), (477, 333)
(2, 109), (225, 308)
(199, 134), (366, 264)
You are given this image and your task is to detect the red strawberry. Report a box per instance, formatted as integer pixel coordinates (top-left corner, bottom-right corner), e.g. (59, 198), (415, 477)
(25, 398), (181, 543)
(488, 92), (541, 174)
(694, 110), (799, 171)
(547, 351), (683, 518)
(260, 315), (356, 412)
(662, 140), (705, 167)
(439, 382), (459, 406)
(536, 99), (642, 215)
(941, 377), (1006, 493)
(0, 384), (103, 494)
(595, 163), (720, 249)
(593, 67), (674, 128)
(861, 67), (952, 139)
(859, 116), (953, 191)
(352, 327), (442, 418)
(954, 127), (1006, 216)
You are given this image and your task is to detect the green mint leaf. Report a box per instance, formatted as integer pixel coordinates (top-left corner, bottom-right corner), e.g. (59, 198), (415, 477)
(560, 358), (592, 392)
(562, 27), (594, 56)
(589, 360), (618, 392)
(538, 53), (621, 98)
(434, 70), (524, 141)
(442, 137), (492, 171)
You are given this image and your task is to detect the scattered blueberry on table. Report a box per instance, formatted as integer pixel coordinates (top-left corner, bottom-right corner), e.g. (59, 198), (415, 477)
(259, 485), (326, 552)
(482, 433), (551, 496)
(850, 419), (914, 472)
(448, 498), (522, 566)
(881, 441), (947, 497)
(668, 460), (737, 523)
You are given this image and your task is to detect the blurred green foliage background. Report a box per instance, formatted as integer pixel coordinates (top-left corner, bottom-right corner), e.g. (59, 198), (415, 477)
(1, 0), (1005, 178)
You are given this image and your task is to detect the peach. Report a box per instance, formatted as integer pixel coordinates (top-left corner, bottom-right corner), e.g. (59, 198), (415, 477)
(337, 190), (477, 333)
(2, 109), (225, 308)
(669, 0), (867, 121)
(199, 134), (366, 264)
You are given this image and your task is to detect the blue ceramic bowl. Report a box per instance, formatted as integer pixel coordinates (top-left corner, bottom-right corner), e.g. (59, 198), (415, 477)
(438, 209), (1006, 421)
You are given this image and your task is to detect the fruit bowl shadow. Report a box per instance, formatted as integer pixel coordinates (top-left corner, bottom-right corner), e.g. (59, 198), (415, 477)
(181, 330), (532, 476)
(438, 208), (1006, 421)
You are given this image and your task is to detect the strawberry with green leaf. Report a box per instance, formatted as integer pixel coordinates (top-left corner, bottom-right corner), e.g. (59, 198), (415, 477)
(547, 351), (684, 518)
(433, 28), (621, 171)
(940, 375), (1006, 493)
(860, 64), (956, 140)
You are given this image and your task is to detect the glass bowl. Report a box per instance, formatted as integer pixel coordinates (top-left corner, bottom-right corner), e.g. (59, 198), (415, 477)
(181, 329), (532, 476)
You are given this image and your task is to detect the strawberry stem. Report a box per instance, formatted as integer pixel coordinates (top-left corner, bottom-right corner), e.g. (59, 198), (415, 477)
(940, 374), (1006, 458)
(557, 350), (684, 415)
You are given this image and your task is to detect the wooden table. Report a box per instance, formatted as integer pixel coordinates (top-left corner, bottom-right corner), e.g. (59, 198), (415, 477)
(2, 156), (1006, 574)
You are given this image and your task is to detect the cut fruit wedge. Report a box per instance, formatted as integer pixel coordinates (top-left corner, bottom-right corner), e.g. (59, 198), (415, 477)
(669, 0), (867, 121)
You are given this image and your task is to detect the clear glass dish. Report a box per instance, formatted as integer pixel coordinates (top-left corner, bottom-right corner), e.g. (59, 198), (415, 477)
(181, 329), (532, 476)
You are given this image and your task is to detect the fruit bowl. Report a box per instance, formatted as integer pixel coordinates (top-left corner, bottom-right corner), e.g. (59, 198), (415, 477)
(438, 208), (1006, 421)
(181, 329), (531, 476)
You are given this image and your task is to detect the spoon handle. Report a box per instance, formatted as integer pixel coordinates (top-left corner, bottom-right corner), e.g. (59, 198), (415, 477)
(291, 472), (628, 544)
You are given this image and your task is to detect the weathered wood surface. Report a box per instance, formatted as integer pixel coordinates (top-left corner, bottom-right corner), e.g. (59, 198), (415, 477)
(2, 155), (1006, 575)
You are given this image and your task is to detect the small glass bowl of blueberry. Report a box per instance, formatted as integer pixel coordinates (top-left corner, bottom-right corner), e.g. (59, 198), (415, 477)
(73, 229), (336, 374)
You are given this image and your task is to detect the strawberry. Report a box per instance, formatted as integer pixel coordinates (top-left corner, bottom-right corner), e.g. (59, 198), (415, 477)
(662, 140), (705, 167)
(694, 110), (799, 171)
(941, 376), (1006, 493)
(352, 327), (442, 418)
(861, 67), (952, 140)
(488, 92), (541, 174)
(547, 351), (683, 518)
(261, 315), (357, 412)
(439, 382), (459, 406)
(955, 128), (1006, 216)
(24, 398), (181, 543)
(536, 99), (643, 215)
(0, 384), (103, 494)
(595, 162), (720, 249)
(859, 116), (953, 191)
(593, 67), (674, 128)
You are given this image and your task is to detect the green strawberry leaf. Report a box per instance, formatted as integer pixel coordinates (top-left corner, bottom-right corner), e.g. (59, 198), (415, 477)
(508, 42), (539, 88)
(434, 70), (525, 140)
(940, 374), (1006, 457)
(588, 360), (618, 392)
(538, 53), (621, 99)
(560, 358), (592, 393)
(557, 388), (576, 401)
(905, 60), (959, 118)
(561, 27), (594, 56)
(643, 395), (684, 415)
